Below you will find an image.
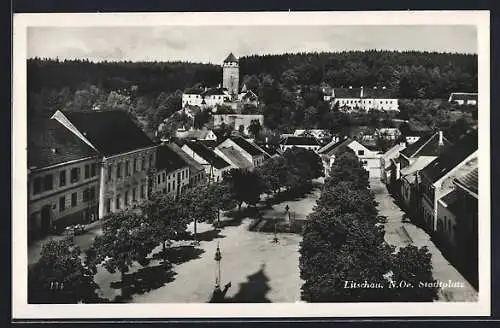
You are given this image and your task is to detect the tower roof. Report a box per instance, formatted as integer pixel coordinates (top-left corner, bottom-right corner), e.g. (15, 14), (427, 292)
(223, 53), (238, 63)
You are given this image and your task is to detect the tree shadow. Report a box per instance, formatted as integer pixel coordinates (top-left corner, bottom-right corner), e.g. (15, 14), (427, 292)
(224, 264), (272, 303)
(264, 185), (316, 206)
(111, 264), (177, 303)
(151, 245), (205, 265)
(183, 229), (226, 242)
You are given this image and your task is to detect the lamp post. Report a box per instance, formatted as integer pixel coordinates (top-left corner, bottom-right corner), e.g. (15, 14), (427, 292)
(214, 242), (222, 288)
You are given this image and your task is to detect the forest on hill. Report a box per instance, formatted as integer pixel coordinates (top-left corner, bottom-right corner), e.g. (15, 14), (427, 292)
(27, 51), (477, 138)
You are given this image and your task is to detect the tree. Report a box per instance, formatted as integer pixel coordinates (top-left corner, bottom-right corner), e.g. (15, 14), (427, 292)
(256, 156), (290, 195)
(85, 211), (158, 298)
(193, 109), (211, 129)
(29, 238), (101, 304)
(238, 124), (245, 135)
(139, 192), (191, 265)
(283, 147), (324, 191)
(223, 169), (264, 211)
(248, 119), (262, 139)
(205, 182), (237, 228)
(388, 245), (439, 301)
(299, 145), (438, 302)
(178, 186), (219, 242)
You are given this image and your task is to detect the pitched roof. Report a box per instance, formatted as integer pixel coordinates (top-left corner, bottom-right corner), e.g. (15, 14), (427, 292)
(440, 189), (460, 207)
(217, 147), (253, 169)
(454, 167), (478, 196)
(156, 144), (188, 172)
(230, 136), (266, 156)
(281, 135), (321, 147)
(224, 53), (238, 63)
(400, 156), (437, 176)
(28, 118), (98, 170)
(333, 87), (394, 99)
(202, 87), (228, 96)
(400, 131), (452, 158)
(318, 137), (352, 156)
(333, 88), (362, 98)
(60, 110), (154, 157)
(421, 129), (478, 183)
(166, 143), (205, 174)
(184, 140), (230, 169)
(449, 92), (478, 102)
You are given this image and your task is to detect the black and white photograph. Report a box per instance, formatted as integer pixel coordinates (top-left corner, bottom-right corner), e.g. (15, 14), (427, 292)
(12, 11), (490, 318)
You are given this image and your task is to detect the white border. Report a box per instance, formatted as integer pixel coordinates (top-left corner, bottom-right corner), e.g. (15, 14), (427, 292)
(12, 11), (491, 319)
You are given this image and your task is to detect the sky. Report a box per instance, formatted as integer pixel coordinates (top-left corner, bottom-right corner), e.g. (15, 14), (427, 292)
(28, 25), (477, 64)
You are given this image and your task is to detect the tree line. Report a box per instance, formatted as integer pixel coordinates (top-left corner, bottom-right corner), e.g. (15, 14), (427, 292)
(28, 147), (323, 303)
(299, 147), (438, 302)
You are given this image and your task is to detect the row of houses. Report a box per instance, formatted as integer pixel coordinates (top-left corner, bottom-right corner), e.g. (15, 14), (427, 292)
(380, 129), (478, 286)
(28, 109), (270, 243)
(322, 86), (400, 112)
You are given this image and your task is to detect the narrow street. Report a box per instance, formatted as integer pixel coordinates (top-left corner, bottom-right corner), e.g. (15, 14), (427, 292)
(370, 179), (478, 302)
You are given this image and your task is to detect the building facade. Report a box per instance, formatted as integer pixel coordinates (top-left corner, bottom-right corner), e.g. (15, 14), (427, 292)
(52, 109), (157, 219)
(28, 119), (101, 242)
(216, 136), (268, 168)
(181, 140), (232, 183)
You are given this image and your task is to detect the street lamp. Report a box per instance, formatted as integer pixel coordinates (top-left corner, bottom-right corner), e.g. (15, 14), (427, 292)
(214, 242), (222, 288)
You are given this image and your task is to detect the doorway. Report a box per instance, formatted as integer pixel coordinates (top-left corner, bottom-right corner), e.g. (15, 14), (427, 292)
(41, 205), (52, 236)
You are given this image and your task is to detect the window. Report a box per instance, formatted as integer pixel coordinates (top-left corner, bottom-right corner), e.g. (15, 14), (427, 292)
(132, 188), (136, 201)
(149, 154), (154, 168)
(90, 186), (96, 200)
(448, 219), (451, 232)
(173, 181), (176, 190)
(358, 150), (365, 156)
(33, 177), (42, 194)
(84, 164), (90, 179)
(70, 168), (80, 183)
(125, 160), (130, 176)
(107, 164), (113, 181)
(124, 191), (129, 206)
(167, 183), (171, 193)
(59, 196), (65, 212)
(71, 192), (77, 207)
(105, 199), (111, 214)
(116, 163), (122, 178)
(140, 185), (145, 198)
(157, 175), (161, 184)
(133, 158), (138, 172)
(83, 189), (90, 202)
(44, 174), (53, 191)
(182, 171), (184, 179)
(115, 195), (121, 210)
(59, 170), (66, 187)
(162, 173), (166, 183)
(177, 172), (181, 180)
(141, 157), (146, 170)
(91, 163), (97, 177)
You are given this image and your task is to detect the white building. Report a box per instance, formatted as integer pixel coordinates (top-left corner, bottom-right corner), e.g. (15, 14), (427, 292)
(448, 92), (478, 106)
(181, 140), (232, 183)
(318, 137), (382, 178)
(279, 135), (322, 152)
(327, 86), (399, 112)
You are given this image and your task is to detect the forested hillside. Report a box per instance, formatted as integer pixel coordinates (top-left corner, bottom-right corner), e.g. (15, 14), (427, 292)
(27, 51), (477, 137)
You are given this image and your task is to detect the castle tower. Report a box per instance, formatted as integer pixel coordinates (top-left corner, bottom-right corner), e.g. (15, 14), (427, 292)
(222, 53), (239, 100)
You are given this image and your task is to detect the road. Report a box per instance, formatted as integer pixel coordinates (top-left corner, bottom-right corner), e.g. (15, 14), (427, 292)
(370, 179), (478, 302)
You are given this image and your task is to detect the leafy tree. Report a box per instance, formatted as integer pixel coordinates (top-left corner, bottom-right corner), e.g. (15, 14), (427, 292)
(193, 109), (211, 129)
(138, 192), (191, 264)
(85, 211), (158, 297)
(178, 186), (219, 242)
(283, 147), (324, 190)
(248, 119), (262, 139)
(204, 182), (237, 227)
(256, 156), (289, 195)
(28, 238), (101, 304)
(223, 169), (264, 210)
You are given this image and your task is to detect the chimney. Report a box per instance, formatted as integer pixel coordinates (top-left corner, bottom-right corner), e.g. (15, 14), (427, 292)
(438, 130), (444, 146)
